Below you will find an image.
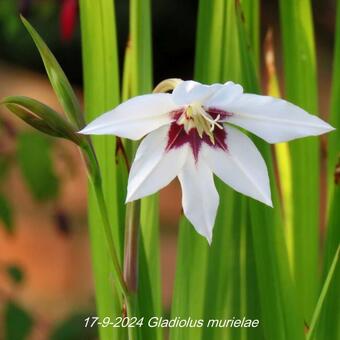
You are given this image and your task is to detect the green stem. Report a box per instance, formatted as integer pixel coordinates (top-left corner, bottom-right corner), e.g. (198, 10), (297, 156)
(124, 201), (140, 292)
(125, 293), (139, 340)
(83, 143), (128, 298)
(122, 189), (141, 340)
(94, 183), (129, 298)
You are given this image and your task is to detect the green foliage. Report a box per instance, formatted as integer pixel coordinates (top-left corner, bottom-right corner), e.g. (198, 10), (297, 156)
(127, 1), (163, 339)
(308, 246), (339, 340)
(17, 132), (59, 201)
(279, 0), (319, 322)
(6, 265), (24, 284)
(79, 1), (124, 340)
(4, 301), (33, 340)
(0, 193), (13, 233)
(329, 0), (340, 192)
(21, 16), (84, 128)
(316, 167), (340, 339)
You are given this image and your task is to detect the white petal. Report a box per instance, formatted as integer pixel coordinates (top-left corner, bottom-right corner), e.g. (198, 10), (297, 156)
(204, 81), (243, 108)
(172, 80), (222, 105)
(178, 154), (219, 244)
(202, 125), (272, 207)
(219, 93), (334, 143)
(80, 93), (177, 140)
(126, 126), (189, 202)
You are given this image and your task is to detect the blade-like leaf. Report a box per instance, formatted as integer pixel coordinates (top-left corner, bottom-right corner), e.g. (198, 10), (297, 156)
(264, 29), (294, 265)
(280, 0), (320, 323)
(128, 1), (163, 339)
(279, 0), (319, 322)
(308, 246), (339, 340)
(21, 16), (84, 129)
(170, 217), (209, 340)
(79, 1), (124, 339)
(315, 160), (340, 339)
(328, 0), (340, 196)
(237, 2), (305, 339)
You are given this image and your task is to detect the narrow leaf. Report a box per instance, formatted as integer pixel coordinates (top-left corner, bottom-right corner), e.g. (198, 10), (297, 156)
(79, 1), (124, 339)
(307, 246), (339, 340)
(328, 0), (340, 196)
(21, 16), (84, 128)
(279, 0), (319, 322)
(316, 161), (340, 340)
(237, 2), (305, 339)
(128, 1), (163, 339)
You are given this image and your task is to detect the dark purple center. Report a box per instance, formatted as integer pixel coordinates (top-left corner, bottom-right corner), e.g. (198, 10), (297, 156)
(165, 107), (231, 161)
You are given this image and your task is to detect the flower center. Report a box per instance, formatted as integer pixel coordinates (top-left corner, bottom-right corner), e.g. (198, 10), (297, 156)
(176, 102), (224, 144)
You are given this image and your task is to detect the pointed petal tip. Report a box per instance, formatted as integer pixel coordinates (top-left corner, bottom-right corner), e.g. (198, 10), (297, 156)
(266, 198), (274, 208)
(199, 229), (212, 245)
(78, 126), (92, 135)
(125, 190), (143, 203)
(125, 194), (134, 204)
(261, 194), (273, 208)
(198, 224), (213, 245)
(326, 124), (336, 133)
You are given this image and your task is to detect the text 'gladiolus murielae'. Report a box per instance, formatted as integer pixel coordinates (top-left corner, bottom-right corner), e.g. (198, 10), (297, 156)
(80, 79), (334, 244)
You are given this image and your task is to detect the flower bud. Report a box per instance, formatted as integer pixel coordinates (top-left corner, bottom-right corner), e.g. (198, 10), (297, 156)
(1, 96), (83, 146)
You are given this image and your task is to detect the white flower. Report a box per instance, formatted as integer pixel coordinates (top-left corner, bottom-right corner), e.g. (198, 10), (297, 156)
(80, 80), (334, 244)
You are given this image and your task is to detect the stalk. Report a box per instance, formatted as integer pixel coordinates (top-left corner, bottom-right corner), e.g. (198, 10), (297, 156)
(82, 143), (128, 298)
(123, 201), (140, 293)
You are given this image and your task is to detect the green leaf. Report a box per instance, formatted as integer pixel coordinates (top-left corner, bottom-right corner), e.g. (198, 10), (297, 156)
(20, 16), (84, 129)
(194, 0), (225, 82)
(315, 165), (340, 340)
(50, 313), (98, 340)
(279, 0), (319, 322)
(129, 0), (153, 95)
(308, 246), (339, 340)
(328, 0), (340, 197)
(127, 1), (163, 339)
(17, 132), (59, 201)
(5, 301), (33, 340)
(0, 193), (13, 233)
(241, 0), (260, 69)
(170, 217), (209, 340)
(236, 2), (304, 339)
(6, 265), (24, 284)
(138, 196), (162, 340)
(79, 1), (124, 339)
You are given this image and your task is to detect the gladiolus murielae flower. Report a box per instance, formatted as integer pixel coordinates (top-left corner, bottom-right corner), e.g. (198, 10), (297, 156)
(80, 80), (334, 243)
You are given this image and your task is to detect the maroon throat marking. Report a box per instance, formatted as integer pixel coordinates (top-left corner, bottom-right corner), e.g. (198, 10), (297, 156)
(165, 108), (231, 161)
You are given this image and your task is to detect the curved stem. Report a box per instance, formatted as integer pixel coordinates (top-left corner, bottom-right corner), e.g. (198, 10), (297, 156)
(94, 183), (129, 297)
(83, 142), (128, 298)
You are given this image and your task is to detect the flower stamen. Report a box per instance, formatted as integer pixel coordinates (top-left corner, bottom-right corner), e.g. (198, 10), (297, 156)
(177, 103), (224, 144)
